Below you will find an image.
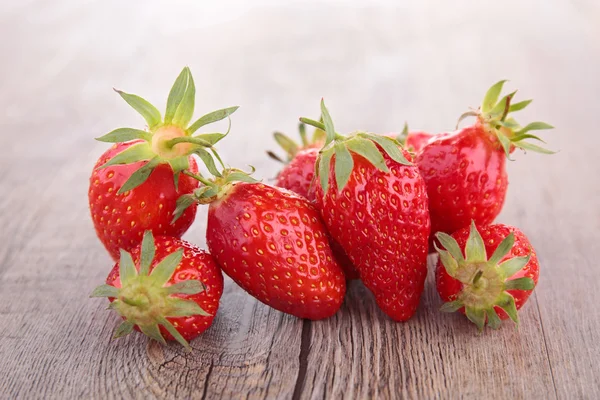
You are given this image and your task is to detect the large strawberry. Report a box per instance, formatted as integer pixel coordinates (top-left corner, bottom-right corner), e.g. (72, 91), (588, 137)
(301, 101), (431, 321)
(415, 81), (553, 237)
(89, 67), (238, 259)
(267, 123), (359, 280)
(175, 168), (346, 320)
(434, 222), (539, 330)
(91, 231), (224, 350)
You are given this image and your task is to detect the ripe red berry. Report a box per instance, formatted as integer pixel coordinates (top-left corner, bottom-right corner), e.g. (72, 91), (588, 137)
(434, 222), (539, 330)
(91, 231), (224, 349)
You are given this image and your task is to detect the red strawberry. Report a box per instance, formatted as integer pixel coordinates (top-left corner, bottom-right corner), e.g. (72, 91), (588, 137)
(268, 123), (360, 280)
(89, 67), (238, 259)
(415, 80), (553, 237)
(90, 231), (224, 349)
(176, 168), (346, 320)
(89, 141), (199, 260)
(301, 101), (431, 321)
(434, 222), (539, 330)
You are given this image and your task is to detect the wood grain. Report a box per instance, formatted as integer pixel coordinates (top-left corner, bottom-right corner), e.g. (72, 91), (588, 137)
(1, 0), (599, 399)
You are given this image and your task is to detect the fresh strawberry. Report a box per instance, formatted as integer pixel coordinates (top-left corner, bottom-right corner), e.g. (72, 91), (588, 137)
(434, 222), (539, 330)
(89, 67), (238, 259)
(90, 231), (224, 350)
(176, 169), (346, 320)
(268, 123), (360, 280)
(89, 141), (199, 260)
(415, 81), (553, 237)
(301, 101), (431, 321)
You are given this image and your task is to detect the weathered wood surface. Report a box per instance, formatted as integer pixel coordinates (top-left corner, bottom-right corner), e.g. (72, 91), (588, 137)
(1, 1), (599, 399)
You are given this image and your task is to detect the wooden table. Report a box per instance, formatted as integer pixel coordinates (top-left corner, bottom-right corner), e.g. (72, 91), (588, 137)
(1, 1), (599, 398)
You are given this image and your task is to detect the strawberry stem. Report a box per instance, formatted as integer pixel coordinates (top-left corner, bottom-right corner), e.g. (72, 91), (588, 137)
(182, 170), (215, 187)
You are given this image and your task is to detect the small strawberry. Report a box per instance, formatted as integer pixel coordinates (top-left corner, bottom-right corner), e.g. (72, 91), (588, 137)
(268, 122), (359, 280)
(434, 222), (539, 330)
(175, 169), (347, 320)
(89, 67), (238, 259)
(301, 101), (431, 321)
(90, 231), (224, 350)
(415, 81), (553, 237)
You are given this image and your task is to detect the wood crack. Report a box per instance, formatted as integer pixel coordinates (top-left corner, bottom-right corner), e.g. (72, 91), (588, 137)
(291, 319), (311, 400)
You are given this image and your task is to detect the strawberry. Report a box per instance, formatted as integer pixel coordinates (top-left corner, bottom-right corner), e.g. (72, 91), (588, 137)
(268, 123), (360, 280)
(89, 67), (238, 259)
(175, 169), (346, 320)
(301, 101), (431, 321)
(434, 222), (539, 330)
(90, 231), (224, 350)
(414, 81), (553, 237)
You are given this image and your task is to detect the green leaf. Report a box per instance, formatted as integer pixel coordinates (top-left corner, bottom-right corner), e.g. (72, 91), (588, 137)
(167, 299), (211, 317)
(440, 300), (463, 313)
(114, 89), (162, 129)
(516, 121), (554, 134)
(119, 249), (137, 284)
(510, 133), (546, 143)
(482, 80), (508, 113)
(165, 67), (190, 124)
(486, 307), (502, 329)
(90, 284), (120, 298)
(139, 323), (167, 345)
(333, 142), (354, 191)
(157, 317), (190, 350)
(320, 99), (336, 145)
(298, 123), (308, 147)
(318, 148), (334, 193)
(489, 91), (516, 118)
(194, 148), (222, 177)
(210, 148), (226, 169)
(435, 232), (465, 263)
(434, 243), (458, 277)
(456, 110), (478, 128)
(168, 157), (190, 191)
(172, 194), (197, 224)
(98, 142), (154, 169)
(487, 233), (514, 266)
(139, 231), (155, 276)
(96, 128), (151, 143)
(509, 99), (532, 113)
(224, 172), (258, 184)
(465, 221), (487, 262)
(505, 277), (535, 291)
(194, 133), (227, 145)
(118, 157), (160, 194)
(150, 249), (184, 287)
(498, 254), (531, 278)
(173, 69), (196, 127)
(495, 130), (513, 160)
(496, 292), (519, 326)
(113, 321), (135, 338)
(273, 132), (298, 159)
(465, 307), (486, 331)
(366, 134), (411, 166)
(513, 141), (555, 155)
(346, 137), (388, 172)
(187, 106), (240, 134)
(166, 280), (206, 295)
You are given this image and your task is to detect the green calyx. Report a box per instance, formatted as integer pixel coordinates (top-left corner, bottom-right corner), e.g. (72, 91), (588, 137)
(172, 166), (259, 223)
(267, 117), (327, 163)
(96, 66), (239, 193)
(300, 99), (412, 193)
(435, 221), (535, 331)
(457, 80), (554, 159)
(90, 231), (209, 351)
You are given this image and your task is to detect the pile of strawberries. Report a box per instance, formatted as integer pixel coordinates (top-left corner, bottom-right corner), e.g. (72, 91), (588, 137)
(90, 68), (552, 349)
